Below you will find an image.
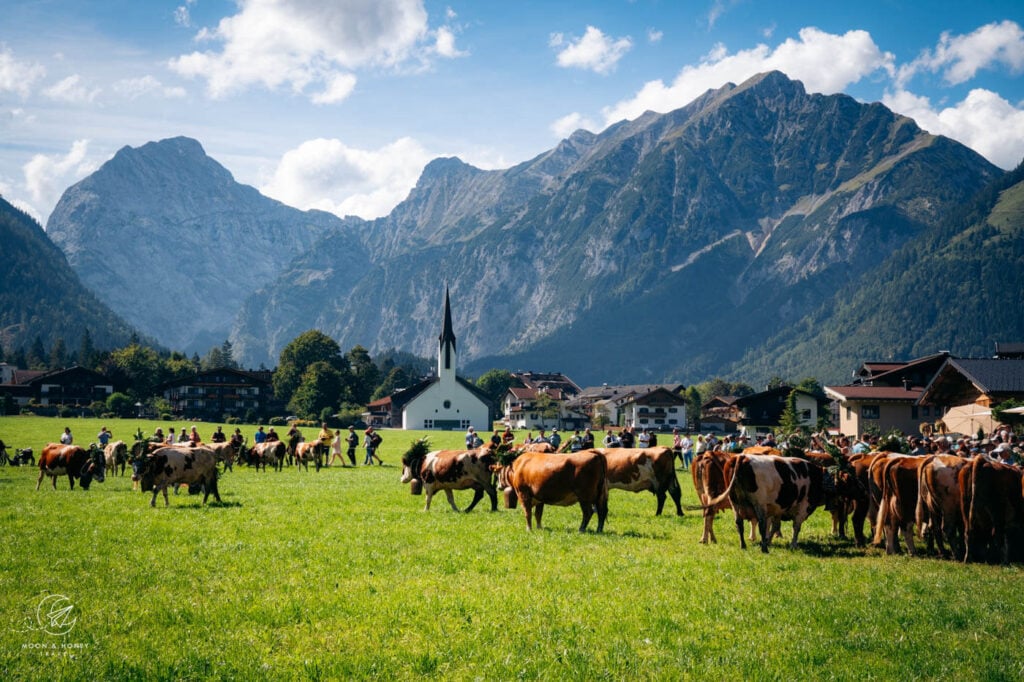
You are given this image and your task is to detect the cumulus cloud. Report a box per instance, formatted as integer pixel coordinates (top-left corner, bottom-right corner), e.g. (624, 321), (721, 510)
(897, 20), (1024, 87)
(260, 136), (433, 219)
(551, 26), (632, 75)
(601, 27), (894, 124)
(883, 87), (1024, 169)
(23, 139), (98, 214)
(113, 75), (187, 100)
(168, 0), (456, 102)
(42, 74), (101, 103)
(647, 29), (663, 45)
(434, 26), (467, 58)
(175, 0), (197, 28)
(311, 72), (357, 104)
(0, 47), (46, 97)
(550, 112), (598, 139)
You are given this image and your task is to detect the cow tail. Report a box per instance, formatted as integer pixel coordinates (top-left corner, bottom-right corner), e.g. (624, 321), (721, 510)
(703, 455), (743, 510)
(915, 457), (933, 537)
(872, 461), (893, 546)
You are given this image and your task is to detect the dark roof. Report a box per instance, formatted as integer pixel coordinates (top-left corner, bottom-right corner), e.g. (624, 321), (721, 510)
(576, 383), (685, 400)
(919, 358), (1024, 405)
(995, 342), (1024, 358)
(438, 287), (456, 367)
(826, 385), (923, 402)
(156, 367), (272, 391)
(513, 371), (581, 396)
(24, 365), (110, 386)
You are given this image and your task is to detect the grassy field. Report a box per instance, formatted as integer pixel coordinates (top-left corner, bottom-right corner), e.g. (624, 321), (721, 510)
(2, 415), (1024, 680)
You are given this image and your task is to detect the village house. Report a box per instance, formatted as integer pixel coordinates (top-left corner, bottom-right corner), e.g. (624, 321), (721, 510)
(157, 367), (276, 420)
(918, 354), (1024, 435)
(0, 363), (113, 411)
(730, 385), (827, 438)
(567, 383), (687, 429)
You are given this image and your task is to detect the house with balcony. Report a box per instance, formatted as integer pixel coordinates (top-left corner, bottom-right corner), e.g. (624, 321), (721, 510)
(568, 383), (686, 428)
(157, 367), (275, 420)
(0, 365), (115, 411)
(731, 385), (827, 438)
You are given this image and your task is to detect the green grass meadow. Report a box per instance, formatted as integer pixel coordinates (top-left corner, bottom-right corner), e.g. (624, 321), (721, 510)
(2, 416), (1024, 680)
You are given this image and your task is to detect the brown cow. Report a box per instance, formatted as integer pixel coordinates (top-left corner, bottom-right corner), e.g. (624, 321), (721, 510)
(849, 452), (886, 547)
(136, 446), (221, 507)
(500, 450), (608, 532)
(960, 457), (1024, 564)
(916, 454), (967, 558)
(595, 447), (683, 516)
(36, 443), (106, 490)
(872, 454), (929, 555)
(692, 450), (734, 543)
(294, 441), (325, 472)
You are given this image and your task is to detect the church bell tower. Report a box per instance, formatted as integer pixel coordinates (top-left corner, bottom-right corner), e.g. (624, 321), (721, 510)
(438, 287), (457, 383)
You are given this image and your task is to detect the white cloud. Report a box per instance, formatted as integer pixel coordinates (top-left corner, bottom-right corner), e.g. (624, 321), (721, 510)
(42, 74), (101, 103)
(434, 26), (467, 58)
(261, 136), (433, 219)
(23, 139), (98, 214)
(897, 20), (1024, 87)
(0, 47), (46, 97)
(602, 27), (894, 124)
(883, 87), (1024, 170)
(113, 75), (187, 100)
(168, 0), (436, 102)
(552, 26), (633, 75)
(311, 72), (357, 104)
(647, 29), (663, 45)
(550, 112), (597, 139)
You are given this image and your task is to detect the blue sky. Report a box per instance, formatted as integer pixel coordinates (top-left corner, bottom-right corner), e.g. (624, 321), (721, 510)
(1, 0), (1022, 224)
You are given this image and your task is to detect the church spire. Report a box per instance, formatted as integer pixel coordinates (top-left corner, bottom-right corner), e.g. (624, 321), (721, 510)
(438, 287), (457, 374)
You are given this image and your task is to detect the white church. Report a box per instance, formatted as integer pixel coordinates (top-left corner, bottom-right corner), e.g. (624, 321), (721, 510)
(370, 289), (492, 430)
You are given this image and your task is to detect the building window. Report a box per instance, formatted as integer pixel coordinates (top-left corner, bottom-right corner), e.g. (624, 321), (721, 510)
(911, 406), (919, 420)
(800, 409), (811, 421)
(443, 400), (451, 409)
(460, 420), (471, 429)
(668, 407), (678, 413)
(922, 406), (931, 418)
(423, 419), (433, 429)
(861, 405), (880, 420)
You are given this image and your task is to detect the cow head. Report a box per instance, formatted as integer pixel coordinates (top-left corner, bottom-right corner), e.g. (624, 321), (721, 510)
(400, 438), (430, 484)
(490, 449), (522, 491)
(136, 454), (167, 493)
(79, 444), (106, 489)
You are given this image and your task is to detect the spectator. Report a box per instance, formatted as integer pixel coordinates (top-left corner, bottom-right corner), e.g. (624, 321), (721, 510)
(254, 426), (267, 444)
(97, 426), (113, 447)
(60, 427), (73, 445)
(548, 428), (561, 450)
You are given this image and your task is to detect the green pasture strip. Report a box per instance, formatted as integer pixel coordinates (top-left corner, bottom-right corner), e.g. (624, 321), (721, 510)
(1, 416), (1023, 680)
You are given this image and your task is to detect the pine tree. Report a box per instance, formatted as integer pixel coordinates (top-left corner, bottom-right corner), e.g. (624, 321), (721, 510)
(78, 328), (96, 369)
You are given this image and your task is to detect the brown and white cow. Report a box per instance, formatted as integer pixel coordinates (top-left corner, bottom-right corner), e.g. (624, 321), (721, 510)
(294, 441), (325, 472)
(207, 441), (239, 472)
(497, 450), (609, 532)
(959, 456), (1024, 564)
(135, 446), (221, 507)
(36, 443), (106, 491)
(400, 447), (498, 512)
(104, 440), (129, 476)
(704, 453), (825, 553)
(916, 454), (967, 558)
(594, 447), (683, 516)
(250, 441), (286, 472)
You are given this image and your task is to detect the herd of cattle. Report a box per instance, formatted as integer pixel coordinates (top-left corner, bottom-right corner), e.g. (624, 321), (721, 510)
(400, 441), (1024, 563)
(24, 433), (1024, 563)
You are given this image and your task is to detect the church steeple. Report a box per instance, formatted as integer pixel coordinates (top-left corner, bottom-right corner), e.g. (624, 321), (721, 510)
(438, 287), (457, 377)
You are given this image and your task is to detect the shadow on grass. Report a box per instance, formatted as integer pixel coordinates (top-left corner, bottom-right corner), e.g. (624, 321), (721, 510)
(786, 537), (868, 559)
(167, 500), (244, 510)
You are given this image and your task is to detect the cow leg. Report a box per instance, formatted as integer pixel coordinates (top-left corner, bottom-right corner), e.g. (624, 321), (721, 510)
(790, 517), (804, 550)
(756, 509), (770, 553)
(700, 510), (716, 544)
(669, 475), (684, 516)
(464, 487), (485, 513)
(735, 512), (747, 550)
(68, 472), (75, 490)
(534, 503), (545, 530)
(444, 489), (460, 512)
(654, 489), (667, 516)
(485, 483), (498, 512)
(520, 493), (534, 531)
(423, 488), (435, 511)
(903, 522), (917, 557)
(579, 500), (594, 532)
(162, 486), (170, 507)
(35, 470), (45, 491)
(594, 491), (608, 533)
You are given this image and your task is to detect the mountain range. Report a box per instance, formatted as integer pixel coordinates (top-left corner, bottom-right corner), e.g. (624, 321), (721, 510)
(37, 71), (1022, 385)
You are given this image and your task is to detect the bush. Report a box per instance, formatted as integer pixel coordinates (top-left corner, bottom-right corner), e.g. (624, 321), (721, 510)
(57, 405), (75, 418)
(225, 416), (241, 425)
(244, 409), (258, 424)
(160, 413), (173, 421)
(268, 416), (287, 426)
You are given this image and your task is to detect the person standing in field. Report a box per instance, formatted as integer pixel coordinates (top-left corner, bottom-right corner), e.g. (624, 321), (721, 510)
(345, 426), (358, 467)
(97, 426), (112, 447)
(364, 427), (383, 465)
(60, 427), (73, 445)
(329, 429), (347, 467)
